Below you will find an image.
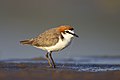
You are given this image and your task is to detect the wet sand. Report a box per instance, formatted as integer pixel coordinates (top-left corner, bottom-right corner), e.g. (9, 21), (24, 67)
(0, 62), (120, 80)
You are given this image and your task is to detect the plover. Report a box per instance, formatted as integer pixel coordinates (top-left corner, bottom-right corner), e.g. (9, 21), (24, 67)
(20, 25), (79, 68)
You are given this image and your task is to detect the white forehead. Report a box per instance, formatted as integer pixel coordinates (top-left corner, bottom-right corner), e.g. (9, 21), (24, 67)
(65, 30), (74, 33)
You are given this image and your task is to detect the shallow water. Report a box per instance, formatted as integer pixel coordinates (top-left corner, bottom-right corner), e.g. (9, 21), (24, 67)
(0, 57), (120, 72)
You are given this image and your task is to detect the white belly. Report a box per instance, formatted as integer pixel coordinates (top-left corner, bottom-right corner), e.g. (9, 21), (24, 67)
(36, 32), (74, 52)
(37, 37), (72, 52)
(36, 31), (74, 52)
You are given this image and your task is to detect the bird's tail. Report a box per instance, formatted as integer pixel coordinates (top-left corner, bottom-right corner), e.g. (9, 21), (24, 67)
(20, 39), (33, 45)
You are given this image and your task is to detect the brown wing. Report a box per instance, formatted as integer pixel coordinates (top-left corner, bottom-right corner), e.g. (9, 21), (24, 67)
(32, 28), (60, 47)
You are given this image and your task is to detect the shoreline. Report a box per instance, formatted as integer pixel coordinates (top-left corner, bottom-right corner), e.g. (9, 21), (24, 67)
(0, 62), (120, 80)
(0, 67), (120, 80)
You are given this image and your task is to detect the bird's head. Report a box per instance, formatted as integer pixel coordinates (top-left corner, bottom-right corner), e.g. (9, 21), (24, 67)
(57, 25), (79, 38)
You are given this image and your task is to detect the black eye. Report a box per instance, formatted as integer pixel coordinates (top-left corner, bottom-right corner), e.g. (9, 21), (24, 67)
(65, 31), (69, 33)
(63, 31), (69, 34)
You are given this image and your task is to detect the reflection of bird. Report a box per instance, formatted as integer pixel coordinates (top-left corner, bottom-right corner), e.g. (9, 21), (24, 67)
(20, 25), (79, 68)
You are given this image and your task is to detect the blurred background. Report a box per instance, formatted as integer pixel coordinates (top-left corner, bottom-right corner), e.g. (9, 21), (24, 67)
(0, 0), (120, 60)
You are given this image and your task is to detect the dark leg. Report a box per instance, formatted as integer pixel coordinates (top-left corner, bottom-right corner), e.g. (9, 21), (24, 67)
(49, 51), (56, 68)
(45, 52), (52, 67)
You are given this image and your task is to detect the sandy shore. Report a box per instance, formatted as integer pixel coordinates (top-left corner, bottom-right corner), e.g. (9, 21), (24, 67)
(0, 62), (120, 80)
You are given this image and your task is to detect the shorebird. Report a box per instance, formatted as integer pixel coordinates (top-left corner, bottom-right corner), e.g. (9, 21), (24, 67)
(20, 25), (79, 68)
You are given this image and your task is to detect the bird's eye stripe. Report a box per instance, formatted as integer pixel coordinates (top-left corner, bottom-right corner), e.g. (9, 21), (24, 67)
(65, 31), (69, 33)
(65, 30), (79, 37)
(65, 31), (73, 35)
(65, 30), (74, 33)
